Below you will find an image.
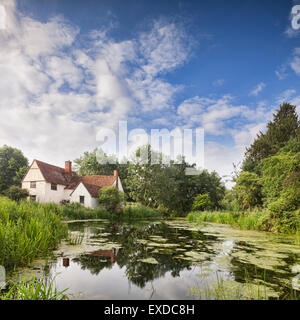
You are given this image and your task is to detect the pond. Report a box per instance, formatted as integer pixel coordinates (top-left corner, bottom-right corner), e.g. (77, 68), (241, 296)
(8, 220), (300, 300)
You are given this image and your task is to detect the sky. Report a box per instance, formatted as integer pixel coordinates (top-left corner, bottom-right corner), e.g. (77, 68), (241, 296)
(0, 0), (300, 186)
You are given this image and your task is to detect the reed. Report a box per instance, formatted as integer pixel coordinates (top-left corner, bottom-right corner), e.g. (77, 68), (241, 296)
(123, 203), (163, 219)
(187, 209), (299, 235)
(0, 197), (67, 270)
(66, 231), (84, 245)
(0, 275), (69, 300)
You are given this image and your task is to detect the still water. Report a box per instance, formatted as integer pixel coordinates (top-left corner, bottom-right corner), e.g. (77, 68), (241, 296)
(12, 219), (300, 299)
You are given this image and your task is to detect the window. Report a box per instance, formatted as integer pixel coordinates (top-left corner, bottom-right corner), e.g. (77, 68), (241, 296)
(79, 196), (85, 204)
(30, 195), (36, 201)
(30, 181), (36, 188)
(51, 183), (57, 191)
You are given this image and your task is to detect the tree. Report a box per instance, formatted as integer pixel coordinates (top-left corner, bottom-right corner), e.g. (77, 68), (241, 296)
(243, 103), (300, 172)
(260, 152), (300, 214)
(125, 145), (225, 215)
(98, 186), (124, 213)
(5, 186), (29, 202)
(192, 194), (213, 211)
(74, 148), (118, 176)
(0, 145), (29, 194)
(233, 171), (262, 210)
(73, 148), (131, 196)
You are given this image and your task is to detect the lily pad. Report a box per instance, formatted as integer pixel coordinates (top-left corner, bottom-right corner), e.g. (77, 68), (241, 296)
(138, 257), (159, 264)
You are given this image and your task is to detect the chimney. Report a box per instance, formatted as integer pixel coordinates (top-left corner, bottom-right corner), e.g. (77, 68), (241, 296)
(65, 161), (72, 174)
(114, 170), (118, 189)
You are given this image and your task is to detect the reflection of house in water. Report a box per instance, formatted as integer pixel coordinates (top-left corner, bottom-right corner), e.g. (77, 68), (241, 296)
(63, 257), (70, 267)
(90, 248), (119, 263)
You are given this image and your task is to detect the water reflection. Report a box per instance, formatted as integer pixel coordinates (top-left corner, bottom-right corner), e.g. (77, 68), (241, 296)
(41, 221), (300, 299)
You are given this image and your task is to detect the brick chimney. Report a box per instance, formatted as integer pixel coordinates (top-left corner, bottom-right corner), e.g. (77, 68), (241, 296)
(65, 161), (72, 174)
(114, 170), (118, 189)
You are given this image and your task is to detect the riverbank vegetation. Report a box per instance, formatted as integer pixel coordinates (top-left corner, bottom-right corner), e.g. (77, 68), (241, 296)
(0, 197), (67, 270)
(188, 103), (300, 234)
(0, 276), (69, 300)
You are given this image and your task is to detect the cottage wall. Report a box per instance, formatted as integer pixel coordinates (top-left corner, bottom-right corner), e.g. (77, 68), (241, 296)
(70, 182), (99, 209)
(22, 160), (70, 204)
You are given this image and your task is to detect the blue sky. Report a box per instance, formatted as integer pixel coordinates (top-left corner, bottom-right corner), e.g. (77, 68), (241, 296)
(0, 0), (299, 184)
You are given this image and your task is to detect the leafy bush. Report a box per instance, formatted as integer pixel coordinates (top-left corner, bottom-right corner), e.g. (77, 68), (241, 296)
(192, 194), (213, 211)
(98, 186), (124, 213)
(233, 171), (262, 210)
(5, 186), (29, 202)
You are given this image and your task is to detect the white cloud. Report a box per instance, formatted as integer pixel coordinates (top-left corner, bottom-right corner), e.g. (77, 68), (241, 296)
(249, 82), (266, 96)
(275, 64), (288, 80)
(276, 89), (297, 105)
(290, 49), (300, 75)
(177, 95), (251, 135)
(0, 1), (194, 165)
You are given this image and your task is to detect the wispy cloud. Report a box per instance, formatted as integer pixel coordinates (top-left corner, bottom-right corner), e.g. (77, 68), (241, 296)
(249, 82), (266, 96)
(0, 0), (194, 164)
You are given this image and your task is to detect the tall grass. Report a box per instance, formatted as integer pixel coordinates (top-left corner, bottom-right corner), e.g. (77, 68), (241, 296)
(187, 210), (272, 232)
(0, 197), (67, 270)
(60, 202), (163, 220)
(60, 202), (111, 220)
(0, 275), (69, 300)
(187, 209), (300, 235)
(123, 203), (163, 219)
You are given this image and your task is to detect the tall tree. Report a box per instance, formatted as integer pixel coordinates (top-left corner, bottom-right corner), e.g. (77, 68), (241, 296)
(0, 145), (29, 193)
(125, 145), (225, 215)
(243, 103), (300, 172)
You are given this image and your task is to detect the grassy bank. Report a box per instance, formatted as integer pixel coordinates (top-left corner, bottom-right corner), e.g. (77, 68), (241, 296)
(187, 210), (300, 235)
(58, 202), (163, 220)
(1, 276), (69, 300)
(0, 197), (67, 270)
(0, 197), (163, 270)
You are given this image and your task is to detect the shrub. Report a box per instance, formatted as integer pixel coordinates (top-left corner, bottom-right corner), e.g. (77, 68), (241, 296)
(98, 186), (124, 213)
(233, 171), (262, 210)
(5, 186), (29, 202)
(192, 194), (213, 211)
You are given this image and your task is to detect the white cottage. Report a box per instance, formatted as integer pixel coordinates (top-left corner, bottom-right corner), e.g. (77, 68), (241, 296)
(22, 160), (123, 209)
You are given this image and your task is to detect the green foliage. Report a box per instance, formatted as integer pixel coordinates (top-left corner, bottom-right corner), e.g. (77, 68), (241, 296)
(243, 103), (299, 172)
(98, 186), (124, 213)
(1, 275), (69, 300)
(0, 145), (28, 193)
(74, 148), (118, 176)
(0, 197), (67, 269)
(220, 189), (242, 212)
(260, 152), (300, 216)
(5, 186), (29, 201)
(192, 194), (213, 211)
(123, 203), (163, 219)
(125, 145), (225, 216)
(73, 148), (131, 196)
(233, 171), (262, 210)
(59, 202), (111, 220)
(187, 210), (273, 232)
(279, 138), (300, 154)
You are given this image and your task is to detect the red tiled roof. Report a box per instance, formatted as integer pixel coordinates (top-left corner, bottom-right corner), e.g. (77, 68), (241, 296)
(80, 176), (117, 197)
(34, 160), (117, 198)
(35, 160), (79, 186)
